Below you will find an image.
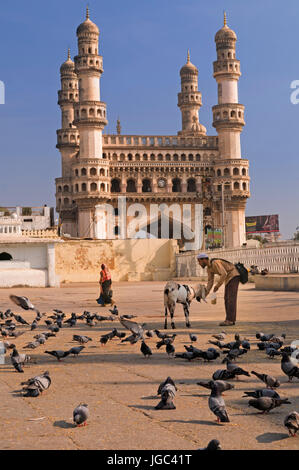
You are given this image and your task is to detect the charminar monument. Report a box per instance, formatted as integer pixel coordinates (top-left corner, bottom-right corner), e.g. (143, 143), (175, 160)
(55, 8), (250, 248)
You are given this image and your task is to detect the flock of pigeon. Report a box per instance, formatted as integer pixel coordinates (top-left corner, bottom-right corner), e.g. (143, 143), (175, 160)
(1, 294), (299, 448)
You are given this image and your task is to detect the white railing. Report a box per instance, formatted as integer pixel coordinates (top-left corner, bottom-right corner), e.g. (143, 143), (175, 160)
(176, 242), (299, 277)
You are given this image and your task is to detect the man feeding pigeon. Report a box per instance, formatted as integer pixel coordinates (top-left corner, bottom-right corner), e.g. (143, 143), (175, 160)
(197, 253), (240, 326)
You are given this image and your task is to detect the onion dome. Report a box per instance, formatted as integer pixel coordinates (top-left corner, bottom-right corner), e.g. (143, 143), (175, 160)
(215, 12), (237, 42)
(76, 6), (99, 36)
(180, 50), (198, 76)
(60, 49), (75, 74)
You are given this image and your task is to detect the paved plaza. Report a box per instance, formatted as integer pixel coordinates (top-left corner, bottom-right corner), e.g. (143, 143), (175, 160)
(0, 281), (299, 450)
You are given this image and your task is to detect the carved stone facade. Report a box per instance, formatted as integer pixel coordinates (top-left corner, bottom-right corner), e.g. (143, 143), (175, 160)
(55, 10), (250, 248)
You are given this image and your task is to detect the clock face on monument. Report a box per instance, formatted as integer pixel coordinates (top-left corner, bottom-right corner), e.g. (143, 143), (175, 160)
(158, 178), (166, 188)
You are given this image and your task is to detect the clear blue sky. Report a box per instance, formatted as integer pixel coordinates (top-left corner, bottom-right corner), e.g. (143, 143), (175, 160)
(0, 0), (298, 238)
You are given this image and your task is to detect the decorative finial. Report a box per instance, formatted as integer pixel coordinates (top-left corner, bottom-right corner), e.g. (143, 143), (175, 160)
(86, 5), (90, 20)
(116, 118), (121, 135)
(67, 48), (71, 60)
(224, 11), (227, 26)
(187, 49), (190, 63)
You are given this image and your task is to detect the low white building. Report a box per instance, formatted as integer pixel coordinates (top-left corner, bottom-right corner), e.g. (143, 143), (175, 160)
(0, 237), (60, 287)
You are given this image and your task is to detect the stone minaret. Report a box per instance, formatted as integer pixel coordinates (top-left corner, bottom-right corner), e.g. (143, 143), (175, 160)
(73, 7), (108, 237)
(177, 50), (206, 136)
(57, 49), (79, 178)
(56, 49), (79, 236)
(212, 13), (249, 248)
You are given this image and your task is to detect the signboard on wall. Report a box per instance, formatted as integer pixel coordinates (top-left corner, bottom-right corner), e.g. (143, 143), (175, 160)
(206, 228), (223, 248)
(245, 215), (279, 233)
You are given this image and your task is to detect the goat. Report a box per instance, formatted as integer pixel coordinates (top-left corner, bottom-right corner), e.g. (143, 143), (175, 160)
(163, 281), (206, 329)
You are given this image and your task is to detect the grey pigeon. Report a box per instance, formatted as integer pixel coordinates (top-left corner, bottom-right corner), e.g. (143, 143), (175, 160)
(243, 389), (281, 399)
(73, 335), (92, 344)
(197, 380), (234, 393)
(212, 331), (226, 341)
(120, 317), (146, 340)
(208, 382), (230, 423)
(248, 397), (291, 413)
(73, 403), (89, 427)
(9, 295), (39, 315)
(121, 333), (139, 345)
(68, 346), (85, 357)
(222, 358), (250, 379)
(281, 352), (299, 382)
(251, 371), (280, 389)
(10, 348), (30, 373)
(166, 342), (175, 357)
(212, 369), (235, 381)
(45, 350), (71, 361)
(155, 383), (176, 410)
(140, 341), (152, 358)
(189, 333), (197, 342)
(21, 371), (51, 397)
(198, 439), (221, 451)
(284, 411), (299, 437)
(109, 305), (118, 315)
(157, 377), (177, 395)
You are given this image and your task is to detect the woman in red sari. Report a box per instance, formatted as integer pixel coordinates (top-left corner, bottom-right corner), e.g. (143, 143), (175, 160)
(98, 264), (114, 306)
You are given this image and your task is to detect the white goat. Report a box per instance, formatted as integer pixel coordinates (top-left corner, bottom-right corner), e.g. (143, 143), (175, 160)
(163, 281), (206, 329)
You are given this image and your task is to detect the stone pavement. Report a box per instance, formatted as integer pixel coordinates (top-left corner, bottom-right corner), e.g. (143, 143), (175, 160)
(0, 281), (299, 450)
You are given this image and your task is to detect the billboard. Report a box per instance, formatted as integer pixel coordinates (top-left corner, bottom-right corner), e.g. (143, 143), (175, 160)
(206, 228), (223, 248)
(245, 215), (279, 234)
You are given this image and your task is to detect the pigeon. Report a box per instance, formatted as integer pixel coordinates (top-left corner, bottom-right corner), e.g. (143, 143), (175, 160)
(48, 325), (60, 333)
(166, 342), (175, 357)
(45, 320), (53, 326)
(64, 313), (77, 327)
(223, 348), (247, 361)
(284, 411), (299, 437)
(140, 341), (152, 358)
(175, 351), (199, 361)
(281, 353), (299, 382)
(68, 346), (85, 357)
(197, 380), (234, 393)
(156, 335), (176, 349)
(112, 329), (126, 339)
(212, 331), (226, 341)
(222, 340), (241, 350)
(157, 377), (177, 396)
(146, 330), (154, 338)
(100, 335), (109, 345)
(266, 347), (281, 359)
(10, 348), (30, 373)
(11, 314), (29, 325)
(45, 350), (71, 361)
(251, 371), (280, 389)
(222, 358), (251, 379)
(248, 397), (291, 414)
(121, 333), (139, 345)
(73, 404), (89, 427)
(198, 349), (220, 362)
(155, 383), (176, 410)
(197, 439), (222, 451)
(9, 295), (39, 315)
(189, 333), (197, 342)
(121, 315), (136, 320)
(31, 320), (38, 331)
(208, 339), (226, 349)
(271, 334), (286, 344)
(21, 371), (51, 397)
(241, 340), (251, 350)
(9, 330), (26, 338)
(154, 330), (175, 340)
(256, 332), (274, 342)
(24, 341), (40, 349)
(73, 335), (92, 344)
(243, 389), (281, 399)
(212, 369), (235, 381)
(208, 382), (230, 423)
(119, 317), (146, 340)
(109, 305), (118, 315)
